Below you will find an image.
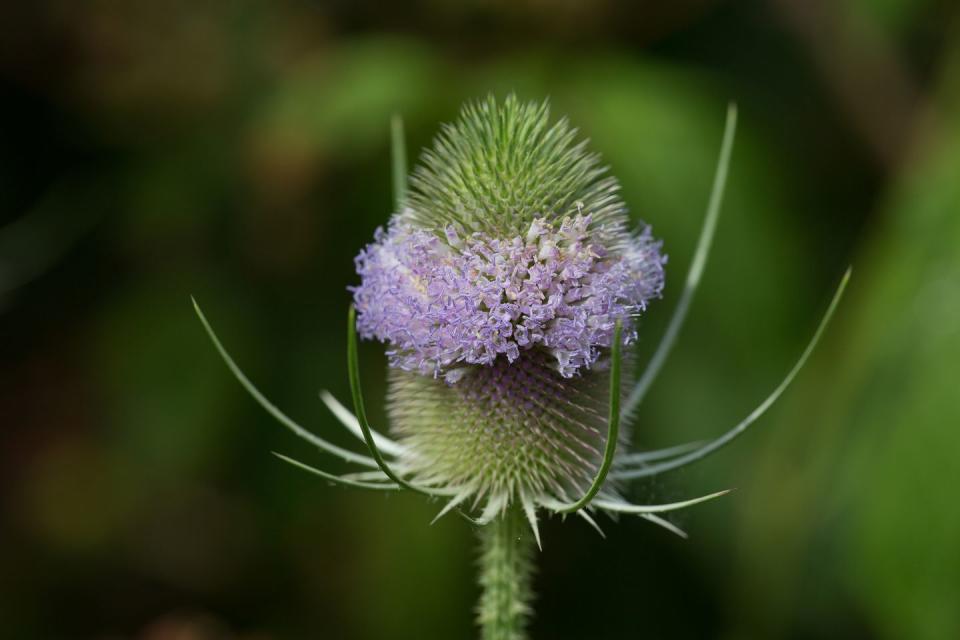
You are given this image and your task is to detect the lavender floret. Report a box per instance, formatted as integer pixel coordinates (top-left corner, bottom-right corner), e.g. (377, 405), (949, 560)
(352, 213), (665, 379)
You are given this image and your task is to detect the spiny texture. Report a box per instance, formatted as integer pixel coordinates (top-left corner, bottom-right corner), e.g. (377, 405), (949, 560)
(353, 214), (664, 379)
(387, 350), (632, 521)
(405, 95), (627, 239)
(477, 508), (535, 640)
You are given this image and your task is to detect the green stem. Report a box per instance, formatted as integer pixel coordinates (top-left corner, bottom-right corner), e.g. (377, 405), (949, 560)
(477, 508), (535, 640)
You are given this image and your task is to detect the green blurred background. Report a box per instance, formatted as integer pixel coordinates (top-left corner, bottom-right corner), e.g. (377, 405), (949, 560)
(2, 1), (959, 638)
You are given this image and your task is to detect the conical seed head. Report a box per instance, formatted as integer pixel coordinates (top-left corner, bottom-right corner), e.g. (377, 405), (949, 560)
(352, 95), (665, 515)
(405, 94), (628, 241)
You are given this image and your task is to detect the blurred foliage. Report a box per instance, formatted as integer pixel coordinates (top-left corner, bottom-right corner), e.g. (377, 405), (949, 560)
(1, 1), (959, 638)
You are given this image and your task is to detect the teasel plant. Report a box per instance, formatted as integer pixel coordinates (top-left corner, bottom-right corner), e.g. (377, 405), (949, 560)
(193, 95), (850, 639)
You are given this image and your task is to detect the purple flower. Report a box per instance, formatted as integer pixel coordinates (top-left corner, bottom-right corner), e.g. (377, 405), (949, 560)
(352, 212), (665, 379)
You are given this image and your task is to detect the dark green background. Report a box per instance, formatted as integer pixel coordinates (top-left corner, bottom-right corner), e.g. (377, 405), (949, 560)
(2, 1), (959, 638)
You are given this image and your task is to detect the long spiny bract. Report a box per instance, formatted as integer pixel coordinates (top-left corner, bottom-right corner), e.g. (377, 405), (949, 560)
(622, 104), (737, 420)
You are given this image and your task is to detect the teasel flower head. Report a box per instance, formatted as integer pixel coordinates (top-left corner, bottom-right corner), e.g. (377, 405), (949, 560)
(192, 96), (851, 639)
(194, 95), (849, 542)
(345, 95), (671, 526)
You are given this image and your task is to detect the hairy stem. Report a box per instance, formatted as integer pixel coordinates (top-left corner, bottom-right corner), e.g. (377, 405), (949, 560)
(477, 508), (535, 640)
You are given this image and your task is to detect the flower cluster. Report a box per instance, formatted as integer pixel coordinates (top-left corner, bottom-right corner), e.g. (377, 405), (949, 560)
(196, 98), (851, 640)
(352, 213), (665, 379)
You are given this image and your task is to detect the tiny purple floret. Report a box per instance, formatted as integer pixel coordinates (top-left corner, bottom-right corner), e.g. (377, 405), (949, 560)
(352, 214), (665, 379)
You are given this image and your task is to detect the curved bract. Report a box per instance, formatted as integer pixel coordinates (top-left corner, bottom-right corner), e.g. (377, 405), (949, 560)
(622, 104), (738, 421)
(615, 268), (851, 481)
(553, 320), (622, 515)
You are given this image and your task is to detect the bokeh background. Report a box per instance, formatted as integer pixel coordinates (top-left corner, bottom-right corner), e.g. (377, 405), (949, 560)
(2, 1), (959, 638)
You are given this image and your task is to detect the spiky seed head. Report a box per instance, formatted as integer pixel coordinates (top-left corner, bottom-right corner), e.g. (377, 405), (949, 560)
(352, 95), (665, 517)
(404, 95), (626, 240)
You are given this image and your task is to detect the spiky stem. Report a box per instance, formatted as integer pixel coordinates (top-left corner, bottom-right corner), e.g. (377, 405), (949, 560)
(477, 508), (535, 640)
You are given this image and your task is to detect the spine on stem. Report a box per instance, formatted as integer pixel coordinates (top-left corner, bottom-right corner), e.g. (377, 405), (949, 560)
(477, 508), (535, 640)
